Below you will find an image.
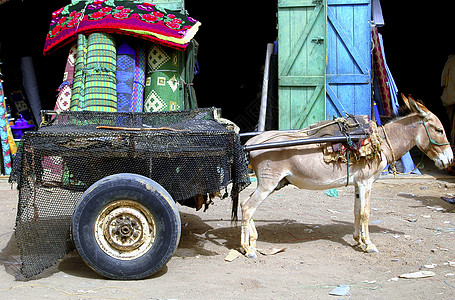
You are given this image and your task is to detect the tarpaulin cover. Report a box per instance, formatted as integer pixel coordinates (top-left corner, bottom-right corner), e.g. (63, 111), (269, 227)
(44, 0), (201, 56)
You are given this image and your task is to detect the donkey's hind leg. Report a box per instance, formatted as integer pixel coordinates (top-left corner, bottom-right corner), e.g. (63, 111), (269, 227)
(240, 174), (279, 258)
(353, 180), (378, 253)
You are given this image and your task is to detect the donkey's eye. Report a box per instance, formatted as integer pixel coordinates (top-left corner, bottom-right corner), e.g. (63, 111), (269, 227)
(436, 128), (444, 135)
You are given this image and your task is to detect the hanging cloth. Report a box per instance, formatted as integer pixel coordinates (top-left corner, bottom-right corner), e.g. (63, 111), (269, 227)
(20, 57), (42, 125)
(0, 81), (12, 175)
(378, 33), (399, 115)
(143, 44), (183, 112)
(183, 40), (199, 110)
(372, 25), (392, 116)
(372, 0), (385, 27)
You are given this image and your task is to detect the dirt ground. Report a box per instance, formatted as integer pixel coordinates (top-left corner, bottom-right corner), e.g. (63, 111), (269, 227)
(1, 160), (455, 299)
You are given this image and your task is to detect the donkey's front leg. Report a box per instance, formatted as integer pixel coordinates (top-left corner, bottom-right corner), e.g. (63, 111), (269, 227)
(241, 187), (272, 258)
(353, 180), (378, 253)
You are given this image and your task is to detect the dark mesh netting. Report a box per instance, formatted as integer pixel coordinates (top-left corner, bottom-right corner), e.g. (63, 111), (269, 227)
(9, 108), (250, 278)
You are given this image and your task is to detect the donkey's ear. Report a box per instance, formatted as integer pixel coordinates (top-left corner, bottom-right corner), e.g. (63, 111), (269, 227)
(401, 93), (411, 110)
(407, 95), (430, 119)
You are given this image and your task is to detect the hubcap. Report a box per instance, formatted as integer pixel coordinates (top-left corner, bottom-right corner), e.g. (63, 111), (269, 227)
(95, 200), (156, 260)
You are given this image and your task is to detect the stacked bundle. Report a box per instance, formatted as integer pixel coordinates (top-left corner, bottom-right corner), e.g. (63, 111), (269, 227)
(47, 0), (200, 113)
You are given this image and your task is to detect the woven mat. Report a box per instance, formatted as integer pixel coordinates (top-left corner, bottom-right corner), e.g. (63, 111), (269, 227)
(144, 44), (183, 112)
(70, 33), (117, 112)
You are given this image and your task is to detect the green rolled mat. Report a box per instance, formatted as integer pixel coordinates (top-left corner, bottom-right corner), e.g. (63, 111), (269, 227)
(143, 44), (184, 112)
(82, 32), (117, 112)
(70, 34), (87, 111)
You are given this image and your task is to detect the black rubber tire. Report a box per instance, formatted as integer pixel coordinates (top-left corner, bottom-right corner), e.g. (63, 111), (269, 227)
(72, 173), (181, 280)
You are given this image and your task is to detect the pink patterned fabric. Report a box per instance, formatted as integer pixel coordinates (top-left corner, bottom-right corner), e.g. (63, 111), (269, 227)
(44, 1), (200, 56)
(54, 44), (77, 112)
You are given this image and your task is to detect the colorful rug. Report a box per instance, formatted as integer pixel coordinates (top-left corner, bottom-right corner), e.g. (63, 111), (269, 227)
(0, 81), (11, 175)
(116, 43), (146, 112)
(131, 46), (146, 112)
(43, 0), (200, 56)
(143, 44), (183, 112)
(70, 33), (117, 112)
(84, 32), (117, 111)
(70, 34), (87, 111)
(55, 44), (77, 112)
(116, 42), (135, 112)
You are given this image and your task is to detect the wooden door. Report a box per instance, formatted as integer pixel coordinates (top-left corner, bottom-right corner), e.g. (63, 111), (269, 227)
(326, 0), (371, 119)
(278, 0), (327, 129)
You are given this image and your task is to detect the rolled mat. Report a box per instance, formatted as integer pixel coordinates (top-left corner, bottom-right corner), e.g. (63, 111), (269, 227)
(83, 32), (117, 112)
(20, 56), (42, 124)
(116, 42), (135, 112)
(55, 44), (77, 112)
(70, 33), (117, 112)
(70, 34), (87, 111)
(143, 44), (183, 112)
(131, 46), (146, 112)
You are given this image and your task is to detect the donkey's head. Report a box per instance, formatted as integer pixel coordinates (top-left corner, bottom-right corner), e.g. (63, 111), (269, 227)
(402, 94), (453, 169)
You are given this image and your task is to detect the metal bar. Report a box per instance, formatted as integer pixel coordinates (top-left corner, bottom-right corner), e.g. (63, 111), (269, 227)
(240, 130), (303, 139)
(243, 134), (368, 152)
(240, 131), (265, 138)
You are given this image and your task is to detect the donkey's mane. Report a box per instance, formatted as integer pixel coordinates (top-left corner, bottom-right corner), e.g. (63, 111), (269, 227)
(381, 106), (412, 125)
(381, 98), (425, 125)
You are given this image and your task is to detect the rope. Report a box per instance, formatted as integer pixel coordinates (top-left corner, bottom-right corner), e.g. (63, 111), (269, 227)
(381, 125), (397, 175)
(343, 132), (353, 186)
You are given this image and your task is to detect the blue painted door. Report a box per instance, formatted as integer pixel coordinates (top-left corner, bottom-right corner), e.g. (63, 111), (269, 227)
(326, 0), (371, 119)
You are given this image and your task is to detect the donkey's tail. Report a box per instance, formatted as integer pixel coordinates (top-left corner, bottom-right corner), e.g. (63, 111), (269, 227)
(231, 184), (240, 224)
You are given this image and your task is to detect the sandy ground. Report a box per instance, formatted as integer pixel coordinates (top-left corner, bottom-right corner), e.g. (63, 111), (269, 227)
(1, 162), (455, 299)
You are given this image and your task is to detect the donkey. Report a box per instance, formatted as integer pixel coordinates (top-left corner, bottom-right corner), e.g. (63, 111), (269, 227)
(241, 95), (453, 258)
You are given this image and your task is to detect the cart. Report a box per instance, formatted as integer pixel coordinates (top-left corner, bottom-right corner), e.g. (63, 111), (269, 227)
(10, 107), (373, 280)
(10, 108), (251, 280)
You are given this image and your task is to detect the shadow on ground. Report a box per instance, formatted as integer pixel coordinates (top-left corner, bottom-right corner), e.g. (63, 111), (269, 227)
(0, 212), (403, 280)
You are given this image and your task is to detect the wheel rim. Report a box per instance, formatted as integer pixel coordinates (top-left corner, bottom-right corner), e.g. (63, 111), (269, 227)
(94, 200), (156, 260)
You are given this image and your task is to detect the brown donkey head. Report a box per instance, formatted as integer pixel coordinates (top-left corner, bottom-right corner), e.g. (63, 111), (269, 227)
(401, 94), (453, 169)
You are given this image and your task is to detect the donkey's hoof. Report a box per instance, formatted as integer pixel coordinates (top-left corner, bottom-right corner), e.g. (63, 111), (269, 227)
(365, 244), (379, 253)
(245, 249), (258, 259)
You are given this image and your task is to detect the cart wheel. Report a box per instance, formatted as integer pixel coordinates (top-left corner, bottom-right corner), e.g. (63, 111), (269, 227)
(72, 173), (181, 280)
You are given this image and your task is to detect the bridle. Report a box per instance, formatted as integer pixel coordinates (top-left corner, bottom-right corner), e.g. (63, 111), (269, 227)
(421, 117), (450, 153)
(381, 114), (450, 175)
